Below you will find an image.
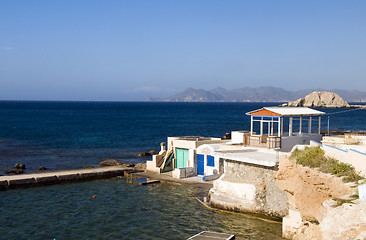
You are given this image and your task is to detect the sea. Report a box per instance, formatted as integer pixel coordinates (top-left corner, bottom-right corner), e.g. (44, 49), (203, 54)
(0, 101), (365, 240)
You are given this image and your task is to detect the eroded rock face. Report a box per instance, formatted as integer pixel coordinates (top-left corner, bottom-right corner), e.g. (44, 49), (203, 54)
(283, 91), (350, 108)
(320, 201), (366, 240)
(276, 156), (353, 222)
(276, 156), (356, 239)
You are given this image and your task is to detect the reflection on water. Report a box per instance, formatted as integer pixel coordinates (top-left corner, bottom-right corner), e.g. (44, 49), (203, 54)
(0, 178), (283, 240)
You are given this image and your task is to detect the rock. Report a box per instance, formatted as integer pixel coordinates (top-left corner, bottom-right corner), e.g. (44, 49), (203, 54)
(138, 152), (151, 157)
(5, 169), (24, 174)
(98, 159), (121, 166)
(119, 162), (135, 168)
(320, 201), (366, 239)
(149, 150), (158, 155)
(85, 165), (95, 169)
(5, 163), (26, 174)
(37, 166), (47, 171)
(14, 163), (25, 170)
(135, 163), (147, 170)
(282, 91), (350, 108)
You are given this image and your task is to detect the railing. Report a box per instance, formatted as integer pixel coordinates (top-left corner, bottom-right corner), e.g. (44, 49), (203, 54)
(243, 135), (281, 149)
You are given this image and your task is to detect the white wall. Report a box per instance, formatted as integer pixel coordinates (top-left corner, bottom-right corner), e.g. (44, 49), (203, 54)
(322, 144), (366, 177)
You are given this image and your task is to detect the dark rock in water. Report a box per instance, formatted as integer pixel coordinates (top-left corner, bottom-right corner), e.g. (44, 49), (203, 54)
(5, 169), (24, 174)
(5, 163), (26, 174)
(85, 165), (95, 169)
(138, 152), (151, 157)
(14, 163), (25, 170)
(37, 166), (47, 171)
(98, 159), (120, 166)
(149, 150), (158, 155)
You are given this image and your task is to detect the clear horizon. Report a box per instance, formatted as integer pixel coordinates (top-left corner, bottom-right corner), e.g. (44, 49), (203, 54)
(1, 1), (365, 101)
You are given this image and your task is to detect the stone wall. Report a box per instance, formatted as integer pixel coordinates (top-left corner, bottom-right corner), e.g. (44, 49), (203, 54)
(209, 159), (288, 219)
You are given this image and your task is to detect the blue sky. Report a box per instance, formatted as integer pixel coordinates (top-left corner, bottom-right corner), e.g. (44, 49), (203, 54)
(1, 0), (365, 101)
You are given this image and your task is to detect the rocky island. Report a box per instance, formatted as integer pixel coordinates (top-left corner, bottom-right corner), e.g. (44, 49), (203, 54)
(281, 91), (350, 108)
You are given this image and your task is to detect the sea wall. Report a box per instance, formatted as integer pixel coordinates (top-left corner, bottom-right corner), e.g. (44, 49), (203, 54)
(209, 159), (288, 219)
(0, 166), (134, 190)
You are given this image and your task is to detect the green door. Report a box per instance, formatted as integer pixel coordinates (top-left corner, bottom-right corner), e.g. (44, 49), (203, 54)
(175, 148), (189, 168)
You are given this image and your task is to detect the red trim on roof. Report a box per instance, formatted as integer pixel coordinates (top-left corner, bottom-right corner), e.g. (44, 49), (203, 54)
(248, 109), (281, 116)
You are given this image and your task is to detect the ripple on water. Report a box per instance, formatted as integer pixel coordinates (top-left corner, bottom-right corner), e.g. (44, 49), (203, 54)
(0, 179), (283, 239)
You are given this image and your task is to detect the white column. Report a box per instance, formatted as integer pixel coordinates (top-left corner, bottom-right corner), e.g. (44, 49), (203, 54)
(318, 116), (321, 134)
(278, 117), (281, 137)
(289, 117), (293, 136)
(308, 116), (312, 134)
(299, 117), (302, 134)
(250, 116), (253, 135)
(271, 118), (274, 136)
(260, 117), (263, 136)
(281, 118), (284, 135)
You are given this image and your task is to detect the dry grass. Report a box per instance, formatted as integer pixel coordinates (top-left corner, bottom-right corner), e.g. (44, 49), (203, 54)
(291, 146), (364, 183)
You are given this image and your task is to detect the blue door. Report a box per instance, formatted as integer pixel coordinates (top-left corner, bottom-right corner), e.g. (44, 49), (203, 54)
(197, 154), (204, 175)
(207, 155), (215, 167)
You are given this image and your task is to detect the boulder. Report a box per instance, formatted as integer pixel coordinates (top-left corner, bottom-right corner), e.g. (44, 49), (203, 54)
(119, 162), (135, 168)
(135, 163), (147, 170)
(138, 152), (151, 157)
(149, 150), (158, 155)
(98, 159), (121, 166)
(5, 163), (26, 174)
(37, 166), (47, 171)
(15, 163), (26, 170)
(283, 91), (350, 108)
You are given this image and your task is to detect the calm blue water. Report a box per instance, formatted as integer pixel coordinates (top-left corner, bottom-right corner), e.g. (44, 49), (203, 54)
(0, 101), (365, 239)
(0, 101), (365, 172)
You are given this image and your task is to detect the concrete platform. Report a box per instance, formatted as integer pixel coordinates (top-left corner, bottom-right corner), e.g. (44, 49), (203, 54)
(215, 148), (279, 167)
(188, 231), (235, 240)
(127, 177), (160, 185)
(0, 166), (135, 190)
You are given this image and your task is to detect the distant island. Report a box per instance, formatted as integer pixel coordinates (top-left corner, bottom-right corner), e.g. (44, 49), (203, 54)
(144, 87), (366, 103)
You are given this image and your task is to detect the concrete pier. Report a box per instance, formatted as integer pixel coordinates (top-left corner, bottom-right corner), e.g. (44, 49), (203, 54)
(0, 166), (136, 190)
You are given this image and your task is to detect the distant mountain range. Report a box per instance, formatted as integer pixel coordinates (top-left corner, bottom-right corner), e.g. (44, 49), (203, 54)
(144, 87), (366, 103)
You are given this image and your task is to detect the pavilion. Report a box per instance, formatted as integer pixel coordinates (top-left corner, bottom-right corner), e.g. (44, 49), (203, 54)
(245, 107), (325, 151)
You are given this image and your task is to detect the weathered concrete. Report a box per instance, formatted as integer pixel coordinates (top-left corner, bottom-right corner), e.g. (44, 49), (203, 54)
(0, 166), (133, 190)
(35, 175), (58, 184)
(172, 167), (195, 179)
(8, 177), (36, 188)
(0, 180), (8, 189)
(209, 159), (288, 219)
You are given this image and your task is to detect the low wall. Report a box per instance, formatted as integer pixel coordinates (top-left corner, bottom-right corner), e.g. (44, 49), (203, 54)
(323, 134), (366, 146)
(322, 144), (366, 177)
(310, 140), (366, 177)
(209, 159), (288, 219)
(281, 134), (322, 152)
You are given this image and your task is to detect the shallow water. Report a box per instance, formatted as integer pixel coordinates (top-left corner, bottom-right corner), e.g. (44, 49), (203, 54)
(0, 179), (283, 240)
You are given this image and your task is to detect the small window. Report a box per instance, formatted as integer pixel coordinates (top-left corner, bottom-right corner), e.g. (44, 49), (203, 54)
(207, 155), (215, 167)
